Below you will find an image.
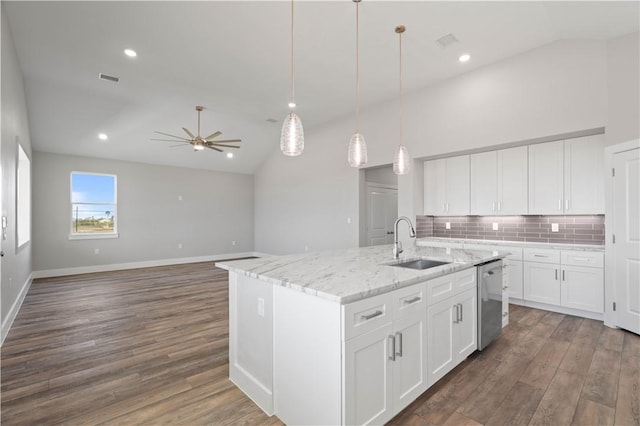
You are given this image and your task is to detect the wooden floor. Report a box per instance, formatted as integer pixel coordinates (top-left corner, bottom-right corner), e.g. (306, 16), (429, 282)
(1, 262), (639, 425)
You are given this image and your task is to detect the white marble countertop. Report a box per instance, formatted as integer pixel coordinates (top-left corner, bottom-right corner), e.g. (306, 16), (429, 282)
(216, 245), (505, 304)
(416, 237), (605, 252)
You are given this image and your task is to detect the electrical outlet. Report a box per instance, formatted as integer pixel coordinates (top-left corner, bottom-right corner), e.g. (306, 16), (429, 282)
(492, 222), (499, 231)
(258, 298), (265, 317)
(445, 222), (451, 230)
(94, 248), (100, 255)
(551, 223), (559, 232)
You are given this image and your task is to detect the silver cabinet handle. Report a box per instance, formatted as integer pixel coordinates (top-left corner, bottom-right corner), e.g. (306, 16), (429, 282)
(395, 332), (403, 357)
(361, 310), (383, 321)
(555, 269), (558, 280)
(459, 303), (463, 322)
(388, 335), (396, 361)
(386, 231), (394, 235)
(533, 254), (548, 258)
(503, 286), (508, 290)
(497, 201), (501, 211)
(573, 257), (590, 262)
(442, 203), (446, 212)
(492, 201), (496, 211)
(565, 199), (569, 210)
(558, 199), (562, 210)
(453, 304), (459, 324)
(562, 270), (565, 281)
(403, 296), (421, 305)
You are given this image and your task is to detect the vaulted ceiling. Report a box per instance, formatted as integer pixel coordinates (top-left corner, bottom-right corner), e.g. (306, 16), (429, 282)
(4, 1), (639, 174)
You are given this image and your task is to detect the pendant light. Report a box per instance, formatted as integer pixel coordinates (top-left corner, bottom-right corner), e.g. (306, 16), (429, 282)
(348, 0), (367, 168)
(281, 0), (304, 157)
(393, 25), (411, 175)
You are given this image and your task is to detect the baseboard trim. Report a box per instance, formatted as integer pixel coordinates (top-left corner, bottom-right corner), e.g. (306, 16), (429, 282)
(1, 273), (33, 346)
(32, 252), (270, 279)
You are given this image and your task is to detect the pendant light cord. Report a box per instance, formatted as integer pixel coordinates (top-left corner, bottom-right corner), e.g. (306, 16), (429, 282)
(399, 29), (404, 146)
(355, 1), (360, 132)
(290, 0), (295, 107)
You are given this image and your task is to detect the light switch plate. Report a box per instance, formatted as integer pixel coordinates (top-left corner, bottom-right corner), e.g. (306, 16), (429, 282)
(492, 223), (499, 231)
(445, 222), (451, 230)
(551, 223), (559, 232)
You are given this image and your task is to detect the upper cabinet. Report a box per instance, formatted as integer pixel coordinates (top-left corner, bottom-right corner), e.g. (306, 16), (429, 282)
(470, 146), (528, 215)
(424, 155), (470, 216)
(529, 134), (605, 214)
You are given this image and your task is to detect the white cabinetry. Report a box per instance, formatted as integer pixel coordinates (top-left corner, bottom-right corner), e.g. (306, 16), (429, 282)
(424, 155), (470, 215)
(344, 283), (428, 425)
(528, 134), (604, 214)
(470, 146), (528, 215)
(426, 268), (477, 386)
(523, 248), (603, 316)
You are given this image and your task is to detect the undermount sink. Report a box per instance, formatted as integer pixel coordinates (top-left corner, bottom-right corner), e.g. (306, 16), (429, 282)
(391, 258), (450, 270)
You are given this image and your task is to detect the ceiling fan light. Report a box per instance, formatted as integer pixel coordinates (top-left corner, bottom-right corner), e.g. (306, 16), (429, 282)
(348, 133), (367, 167)
(393, 144), (411, 175)
(193, 144), (204, 151)
(281, 111), (304, 156)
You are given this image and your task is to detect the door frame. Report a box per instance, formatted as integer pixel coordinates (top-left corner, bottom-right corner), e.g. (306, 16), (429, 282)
(604, 138), (640, 329)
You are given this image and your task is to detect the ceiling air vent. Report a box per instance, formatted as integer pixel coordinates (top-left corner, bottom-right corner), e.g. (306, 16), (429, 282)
(98, 73), (120, 83)
(266, 118), (278, 123)
(435, 33), (459, 49)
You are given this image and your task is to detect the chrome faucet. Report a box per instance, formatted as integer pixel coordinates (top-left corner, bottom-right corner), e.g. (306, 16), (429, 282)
(393, 216), (416, 259)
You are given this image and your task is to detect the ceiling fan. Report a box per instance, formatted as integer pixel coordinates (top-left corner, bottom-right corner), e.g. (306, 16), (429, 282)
(152, 106), (241, 153)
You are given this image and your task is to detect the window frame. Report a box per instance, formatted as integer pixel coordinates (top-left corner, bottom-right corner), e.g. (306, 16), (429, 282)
(69, 171), (119, 240)
(16, 142), (31, 250)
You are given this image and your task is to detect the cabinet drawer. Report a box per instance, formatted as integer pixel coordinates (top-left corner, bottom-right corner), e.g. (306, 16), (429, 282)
(343, 293), (393, 340)
(427, 268), (477, 306)
(524, 248), (560, 264)
(392, 282), (427, 319)
(561, 250), (604, 268)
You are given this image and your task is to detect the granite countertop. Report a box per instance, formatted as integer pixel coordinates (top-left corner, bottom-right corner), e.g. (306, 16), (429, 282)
(416, 237), (605, 252)
(216, 245), (506, 304)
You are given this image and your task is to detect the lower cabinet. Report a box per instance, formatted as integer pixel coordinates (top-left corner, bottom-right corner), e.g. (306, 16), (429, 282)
(524, 261), (561, 305)
(427, 287), (477, 386)
(561, 265), (604, 313)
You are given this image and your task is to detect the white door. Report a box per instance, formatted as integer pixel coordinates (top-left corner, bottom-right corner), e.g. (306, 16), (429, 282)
(561, 266), (604, 313)
(564, 134), (605, 214)
(426, 298), (455, 386)
(529, 140), (564, 214)
(613, 148), (640, 334)
(470, 151), (497, 215)
(366, 185), (398, 246)
(392, 310), (428, 410)
(454, 288), (478, 360)
(445, 155), (470, 215)
(344, 324), (394, 426)
(498, 146), (528, 214)
(524, 262), (561, 305)
(424, 159), (446, 215)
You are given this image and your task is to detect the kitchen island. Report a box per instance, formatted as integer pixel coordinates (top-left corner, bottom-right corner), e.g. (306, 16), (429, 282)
(216, 245), (506, 425)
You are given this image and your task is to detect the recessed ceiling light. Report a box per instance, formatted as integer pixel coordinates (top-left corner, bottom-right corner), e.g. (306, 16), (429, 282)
(98, 133), (108, 140)
(458, 53), (471, 63)
(124, 49), (137, 58)
(226, 152), (234, 159)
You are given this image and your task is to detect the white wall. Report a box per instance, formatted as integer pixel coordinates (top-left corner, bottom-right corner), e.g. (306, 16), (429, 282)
(32, 152), (254, 273)
(607, 31), (640, 146)
(1, 6), (34, 339)
(255, 39), (610, 254)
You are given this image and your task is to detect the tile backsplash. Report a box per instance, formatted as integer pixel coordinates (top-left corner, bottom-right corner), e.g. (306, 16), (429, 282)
(415, 215), (605, 245)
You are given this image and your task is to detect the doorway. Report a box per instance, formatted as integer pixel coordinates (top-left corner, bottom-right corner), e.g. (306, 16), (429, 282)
(363, 166), (398, 247)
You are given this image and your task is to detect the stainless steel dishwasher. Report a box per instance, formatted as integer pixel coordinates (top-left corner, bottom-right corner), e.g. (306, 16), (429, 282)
(477, 259), (503, 350)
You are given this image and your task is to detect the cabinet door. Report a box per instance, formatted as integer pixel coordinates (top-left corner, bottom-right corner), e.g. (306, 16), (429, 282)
(454, 288), (477, 360)
(426, 298), (455, 386)
(528, 141), (564, 214)
(506, 260), (524, 301)
(524, 261), (561, 305)
(498, 146), (528, 214)
(561, 266), (604, 313)
(446, 155), (470, 215)
(470, 151), (498, 215)
(392, 310), (428, 412)
(344, 324), (394, 426)
(564, 134), (605, 214)
(424, 159), (447, 215)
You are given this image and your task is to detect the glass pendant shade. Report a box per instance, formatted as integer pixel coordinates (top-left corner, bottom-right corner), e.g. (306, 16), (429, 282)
(348, 132), (367, 167)
(393, 143), (411, 175)
(281, 111), (304, 156)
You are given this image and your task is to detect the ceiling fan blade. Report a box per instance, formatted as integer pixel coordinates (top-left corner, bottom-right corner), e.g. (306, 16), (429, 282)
(209, 139), (241, 144)
(151, 138), (191, 142)
(207, 143), (240, 149)
(182, 127), (196, 139)
(170, 144), (193, 148)
(154, 131), (192, 141)
(204, 131), (222, 141)
(204, 145), (223, 152)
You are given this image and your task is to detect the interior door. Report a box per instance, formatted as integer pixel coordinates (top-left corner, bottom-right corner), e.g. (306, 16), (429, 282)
(366, 185), (398, 246)
(613, 148), (640, 334)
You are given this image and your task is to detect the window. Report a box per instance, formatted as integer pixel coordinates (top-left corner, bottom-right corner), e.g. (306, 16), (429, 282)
(17, 144), (31, 248)
(70, 172), (117, 238)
